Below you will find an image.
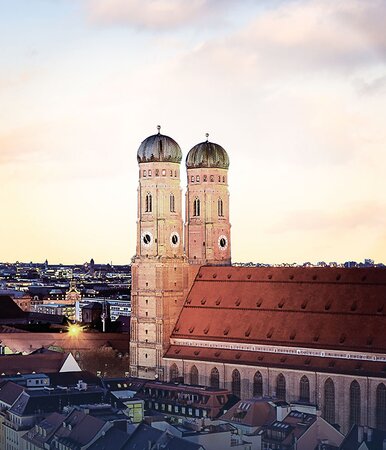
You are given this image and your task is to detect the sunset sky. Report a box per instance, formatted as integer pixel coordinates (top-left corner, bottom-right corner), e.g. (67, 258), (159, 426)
(1, 0), (385, 265)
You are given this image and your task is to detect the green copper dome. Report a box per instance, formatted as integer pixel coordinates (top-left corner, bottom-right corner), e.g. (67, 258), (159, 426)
(137, 126), (182, 164)
(186, 137), (229, 169)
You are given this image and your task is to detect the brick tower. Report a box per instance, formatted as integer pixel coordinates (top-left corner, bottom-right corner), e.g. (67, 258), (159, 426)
(185, 134), (231, 265)
(129, 126), (188, 380)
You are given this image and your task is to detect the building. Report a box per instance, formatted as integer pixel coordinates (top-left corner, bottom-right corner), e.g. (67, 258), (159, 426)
(128, 128), (386, 436)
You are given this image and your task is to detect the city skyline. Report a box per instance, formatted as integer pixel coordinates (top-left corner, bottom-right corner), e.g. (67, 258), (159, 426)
(1, 0), (385, 265)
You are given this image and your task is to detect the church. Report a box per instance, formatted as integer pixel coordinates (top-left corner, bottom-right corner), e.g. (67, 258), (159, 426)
(129, 127), (386, 435)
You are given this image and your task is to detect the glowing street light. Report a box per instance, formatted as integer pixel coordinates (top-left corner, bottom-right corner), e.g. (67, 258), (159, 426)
(67, 324), (82, 336)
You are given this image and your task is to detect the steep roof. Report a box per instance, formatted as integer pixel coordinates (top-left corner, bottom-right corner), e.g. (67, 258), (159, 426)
(221, 397), (276, 427)
(170, 266), (386, 354)
(0, 352), (74, 375)
(0, 381), (24, 406)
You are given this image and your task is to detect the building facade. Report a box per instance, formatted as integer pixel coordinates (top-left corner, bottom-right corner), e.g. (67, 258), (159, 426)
(129, 128), (386, 435)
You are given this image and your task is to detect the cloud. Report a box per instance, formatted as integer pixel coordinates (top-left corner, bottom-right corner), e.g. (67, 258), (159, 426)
(85, 0), (238, 30)
(269, 202), (386, 234)
(179, 0), (386, 79)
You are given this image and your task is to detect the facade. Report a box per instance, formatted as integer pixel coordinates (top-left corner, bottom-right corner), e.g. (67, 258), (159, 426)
(129, 128), (386, 435)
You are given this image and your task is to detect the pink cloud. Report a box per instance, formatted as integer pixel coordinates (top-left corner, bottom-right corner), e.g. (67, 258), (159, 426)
(86, 0), (237, 30)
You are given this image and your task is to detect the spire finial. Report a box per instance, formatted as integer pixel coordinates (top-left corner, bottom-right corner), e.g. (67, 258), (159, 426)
(157, 125), (161, 134)
(205, 133), (209, 142)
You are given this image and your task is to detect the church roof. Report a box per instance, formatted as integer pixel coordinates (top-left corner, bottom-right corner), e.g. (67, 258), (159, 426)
(166, 266), (386, 374)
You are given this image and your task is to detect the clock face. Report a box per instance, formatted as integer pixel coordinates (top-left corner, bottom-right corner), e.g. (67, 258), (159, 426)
(218, 235), (228, 251)
(141, 231), (153, 248)
(170, 232), (180, 247)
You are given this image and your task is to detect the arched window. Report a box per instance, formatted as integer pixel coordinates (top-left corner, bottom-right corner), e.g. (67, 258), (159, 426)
(203, 175), (207, 182)
(349, 380), (361, 427)
(193, 198), (200, 217)
(299, 375), (310, 402)
(191, 175), (194, 182)
(148, 169), (152, 177)
(253, 371), (263, 397)
(276, 373), (286, 401)
(170, 364), (179, 382)
(196, 175), (200, 182)
(210, 367), (219, 389)
(232, 369), (241, 397)
(170, 193), (175, 213)
(324, 378), (335, 424)
(143, 170), (147, 177)
(218, 198), (223, 217)
(145, 193), (152, 212)
(376, 383), (386, 430)
(190, 365), (199, 385)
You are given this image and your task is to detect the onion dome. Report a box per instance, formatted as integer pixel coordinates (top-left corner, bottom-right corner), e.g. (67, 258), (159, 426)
(137, 125), (182, 164)
(186, 133), (229, 169)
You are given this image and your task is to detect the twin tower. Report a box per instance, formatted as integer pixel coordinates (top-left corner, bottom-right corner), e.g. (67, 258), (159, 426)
(130, 126), (231, 379)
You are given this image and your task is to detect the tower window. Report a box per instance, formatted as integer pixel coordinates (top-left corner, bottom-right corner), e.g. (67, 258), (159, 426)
(155, 169), (159, 176)
(145, 193), (152, 212)
(218, 176), (221, 182)
(203, 175), (207, 182)
(162, 169), (166, 176)
(143, 170), (147, 177)
(191, 175), (194, 183)
(170, 193), (175, 213)
(218, 198), (224, 217)
(210, 175), (214, 182)
(174, 170), (177, 177)
(196, 175), (200, 182)
(148, 169), (152, 177)
(193, 198), (200, 217)
(170, 170), (173, 176)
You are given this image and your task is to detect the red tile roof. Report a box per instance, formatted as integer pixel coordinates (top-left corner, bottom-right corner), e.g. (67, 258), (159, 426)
(170, 266), (386, 354)
(0, 352), (70, 375)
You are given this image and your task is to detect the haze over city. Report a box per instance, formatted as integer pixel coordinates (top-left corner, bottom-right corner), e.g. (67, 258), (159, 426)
(1, 0), (385, 264)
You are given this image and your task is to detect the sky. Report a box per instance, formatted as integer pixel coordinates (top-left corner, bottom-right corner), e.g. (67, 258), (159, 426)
(0, 0), (385, 265)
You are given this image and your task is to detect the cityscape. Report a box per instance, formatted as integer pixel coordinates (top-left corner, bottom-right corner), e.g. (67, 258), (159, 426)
(1, 1), (386, 450)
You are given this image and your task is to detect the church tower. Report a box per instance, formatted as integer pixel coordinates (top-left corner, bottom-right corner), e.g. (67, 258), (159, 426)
(130, 126), (188, 380)
(185, 134), (231, 265)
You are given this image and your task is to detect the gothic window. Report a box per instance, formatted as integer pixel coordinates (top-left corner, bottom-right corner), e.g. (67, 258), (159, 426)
(193, 198), (200, 217)
(210, 367), (220, 389)
(203, 175), (207, 182)
(349, 380), (361, 427)
(210, 175), (214, 182)
(218, 176), (221, 182)
(223, 176), (225, 182)
(170, 170), (173, 176)
(376, 383), (386, 430)
(276, 373), (286, 401)
(232, 369), (241, 397)
(143, 170), (147, 177)
(191, 175), (194, 182)
(170, 193), (175, 213)
(196, 175), (200, 182)
(148, 169), (152, 177)
(253, 371), (263, 397)
(218, 198), (224, 217)
(170, 364), (179, 382)
(155, 169), (159, 176)
(299, 375), (310, 402)
(323, 378), (335, 424)
(190, 365), (199, 385)
(174, 170), (177, 177)
(145, 193), (152, 213)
